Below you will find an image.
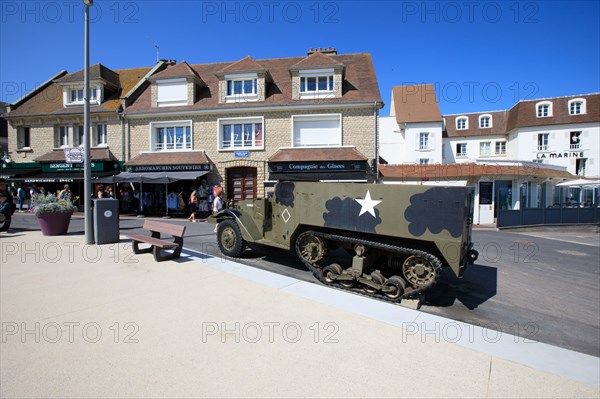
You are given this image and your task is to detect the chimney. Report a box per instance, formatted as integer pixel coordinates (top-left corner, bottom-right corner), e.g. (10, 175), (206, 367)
(307, 47), (337, 56)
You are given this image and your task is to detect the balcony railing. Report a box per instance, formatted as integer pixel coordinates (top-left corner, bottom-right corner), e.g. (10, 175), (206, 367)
(537, 145), (548, 151)
(570, 143), (580, 150)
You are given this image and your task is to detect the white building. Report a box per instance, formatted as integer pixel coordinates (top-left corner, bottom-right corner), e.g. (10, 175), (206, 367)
(379, 87), (600, 225)
(380, 85), (443, 165)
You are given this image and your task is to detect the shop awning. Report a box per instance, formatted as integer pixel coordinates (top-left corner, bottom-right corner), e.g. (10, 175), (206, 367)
(556, 179), (600, 188)
(10, 171), (115, 183)
(0, 167), (42, 180)
(96, 170), (209, 184)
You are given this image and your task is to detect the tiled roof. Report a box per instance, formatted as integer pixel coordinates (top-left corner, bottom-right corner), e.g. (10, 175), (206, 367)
(125, 151), (210, 166)
(217, 56), (267, 74)
(7, 66), (152, 117)
(290, 51), (344, 69)
(379, 163), (577, 180)
(444, 110), (508, 138)
(55, 64), (121, 88)
(126, 53), (381, 113)
(506, 93), (600, 130)
(151, 61), (203, 82)
(269, 147), (368, 162)
(391, 84), (441, 123)
(443, 93), (600, 137)
(34, 148), (118, 162)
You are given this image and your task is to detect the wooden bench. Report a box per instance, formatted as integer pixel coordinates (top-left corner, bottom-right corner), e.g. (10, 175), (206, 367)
(126, 220), (186, 262)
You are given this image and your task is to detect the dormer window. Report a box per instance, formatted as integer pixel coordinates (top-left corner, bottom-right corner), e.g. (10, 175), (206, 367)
(156, 78), (188, 107)
(536, 101), (552, 117)
(227, 78), (257, 97)
(298, 69), (335, 99)
(64, 85), (101, 106)
(568, 98), (586, 115)
(225, 74), (259, 102)
(479, 114), (492, 128)
(456, 116), (468, 130)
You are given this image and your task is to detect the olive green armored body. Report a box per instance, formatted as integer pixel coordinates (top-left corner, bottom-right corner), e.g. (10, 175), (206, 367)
(210, 181), (478, 302)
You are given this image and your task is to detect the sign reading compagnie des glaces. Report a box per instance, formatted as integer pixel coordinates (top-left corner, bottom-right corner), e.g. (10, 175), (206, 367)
(63, 147), (85, 164)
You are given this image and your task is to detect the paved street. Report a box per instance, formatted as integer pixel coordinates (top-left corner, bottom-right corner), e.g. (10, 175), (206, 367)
(6, 213), (600, 357)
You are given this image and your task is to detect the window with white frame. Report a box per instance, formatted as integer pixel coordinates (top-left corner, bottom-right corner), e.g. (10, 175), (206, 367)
(17, 127), (31, 149)
(537, 133), (549, 151)
(75, 125), (84, 147)
(299, 69), (335, 99)
(418, 132), (429, 150)
(479, 141), (491, 156)
(150, 121), (192, 151)
(568, 98), (586, 115)
(218, 117), (264, 150)
(419, 158), (429, 165)
(156, 78), (188, 107)
(95, 125), (107, 146)
(495, 141), (506, 155)
(479, 114), (492, 128)
(292, 114), (341, 147)
(225, 74), (258, 102)
(536, 101), (552, 117)
(456, 143), (467, 157)
(64, 86), (99, 106)
(57, 126), (69, 147)
(456, 116), (468, 130)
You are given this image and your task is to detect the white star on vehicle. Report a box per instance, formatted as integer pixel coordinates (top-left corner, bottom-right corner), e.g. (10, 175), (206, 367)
(355, 190), (381, 217)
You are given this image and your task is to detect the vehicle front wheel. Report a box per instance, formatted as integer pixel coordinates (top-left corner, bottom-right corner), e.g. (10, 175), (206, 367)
(217, 219), (246, 258)
(0, 217), (11, 232)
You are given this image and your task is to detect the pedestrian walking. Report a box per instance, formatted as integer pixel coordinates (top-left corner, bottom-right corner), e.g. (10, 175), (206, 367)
(212, 188), (225, 233)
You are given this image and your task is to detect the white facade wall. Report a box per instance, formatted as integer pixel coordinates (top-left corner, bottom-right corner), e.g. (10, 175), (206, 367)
(511, 122), (600, 178)
(405, 122), (443, 164)
(379, 117), (442, 164)
(379, 116), (403, 164)
(443, 135), (509, 163)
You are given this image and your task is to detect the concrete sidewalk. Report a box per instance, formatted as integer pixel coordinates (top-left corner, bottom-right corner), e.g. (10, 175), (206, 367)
(1, 230), (598, 398)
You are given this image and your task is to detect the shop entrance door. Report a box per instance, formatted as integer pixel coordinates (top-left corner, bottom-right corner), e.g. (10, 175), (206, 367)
(494, 180), (512, 218)
(227, 167), (257, 202)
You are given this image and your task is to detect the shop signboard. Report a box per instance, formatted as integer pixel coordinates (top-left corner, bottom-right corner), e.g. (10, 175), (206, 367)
(126, 164), (211, 173)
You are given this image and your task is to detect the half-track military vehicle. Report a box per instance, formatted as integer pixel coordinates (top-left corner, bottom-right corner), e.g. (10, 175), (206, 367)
(210, 181), (478, 302)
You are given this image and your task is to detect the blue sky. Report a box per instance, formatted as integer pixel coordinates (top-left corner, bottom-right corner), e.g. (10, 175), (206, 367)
(1, 0), (599, 115)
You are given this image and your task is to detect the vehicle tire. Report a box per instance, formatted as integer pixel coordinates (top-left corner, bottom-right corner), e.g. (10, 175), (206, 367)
(0, 217), (11, 232)
(217, 219), (246, 258)
(382, 276), (406, 300)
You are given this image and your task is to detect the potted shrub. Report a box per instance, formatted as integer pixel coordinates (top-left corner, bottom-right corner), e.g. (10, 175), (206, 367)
(32, 193), (77, 236)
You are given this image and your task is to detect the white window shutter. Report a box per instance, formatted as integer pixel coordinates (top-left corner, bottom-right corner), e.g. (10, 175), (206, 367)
(429, 134), (435, 149)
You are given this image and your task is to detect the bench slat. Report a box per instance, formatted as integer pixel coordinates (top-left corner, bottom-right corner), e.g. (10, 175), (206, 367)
(126, 234), (179, 249)
(143, 220), (186, 237)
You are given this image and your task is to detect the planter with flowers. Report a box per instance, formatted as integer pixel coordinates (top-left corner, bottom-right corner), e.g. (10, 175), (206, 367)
(32, 193), (77, 236)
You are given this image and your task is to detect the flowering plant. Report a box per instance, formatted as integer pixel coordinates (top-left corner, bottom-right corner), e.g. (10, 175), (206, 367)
(31, 193), (77, 216)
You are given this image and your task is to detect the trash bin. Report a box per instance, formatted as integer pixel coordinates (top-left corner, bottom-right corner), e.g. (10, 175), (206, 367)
(93, 198), (119, 244)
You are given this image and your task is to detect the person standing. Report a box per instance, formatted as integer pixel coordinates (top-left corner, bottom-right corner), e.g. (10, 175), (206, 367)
(58, 184), (72, 201)
(16, 184), (27, 212)
(188, 190), (198, 223)
(212, 188), (225, 233)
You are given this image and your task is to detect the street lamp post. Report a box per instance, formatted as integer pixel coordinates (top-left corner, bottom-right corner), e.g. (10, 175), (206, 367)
(83, 0), (93, 244)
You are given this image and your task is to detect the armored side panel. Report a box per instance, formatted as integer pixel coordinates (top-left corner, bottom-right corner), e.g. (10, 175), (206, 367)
(239, 181), (474, 276)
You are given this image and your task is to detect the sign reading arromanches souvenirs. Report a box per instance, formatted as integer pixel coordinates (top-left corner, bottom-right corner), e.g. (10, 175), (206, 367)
(126, 164), (211, 173)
